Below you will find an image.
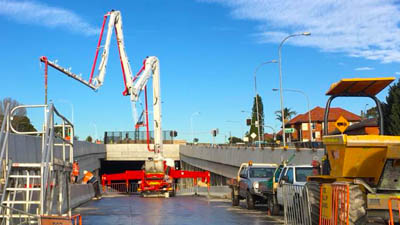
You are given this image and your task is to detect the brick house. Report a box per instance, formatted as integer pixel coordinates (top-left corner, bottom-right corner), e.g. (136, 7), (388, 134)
(286, 106), (361, 142)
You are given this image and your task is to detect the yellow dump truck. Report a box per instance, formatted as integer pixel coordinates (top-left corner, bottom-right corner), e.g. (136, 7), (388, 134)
(307, 77), (400, 224)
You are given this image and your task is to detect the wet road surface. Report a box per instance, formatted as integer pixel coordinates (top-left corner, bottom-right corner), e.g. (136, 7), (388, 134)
(74, 195), (284, 225)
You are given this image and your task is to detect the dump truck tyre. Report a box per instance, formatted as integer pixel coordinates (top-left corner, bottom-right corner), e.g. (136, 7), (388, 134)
(348, 185), (367, 225)
(246, 191), (255, 210)
(232, 189), (240, 206)
(306, 181), (320, 225)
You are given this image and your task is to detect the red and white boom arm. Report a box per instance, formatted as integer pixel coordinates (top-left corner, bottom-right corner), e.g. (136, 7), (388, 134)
(40, 10), (163, 155)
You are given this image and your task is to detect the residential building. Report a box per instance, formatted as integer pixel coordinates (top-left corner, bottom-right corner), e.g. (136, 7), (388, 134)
(286, 106), (361, 142)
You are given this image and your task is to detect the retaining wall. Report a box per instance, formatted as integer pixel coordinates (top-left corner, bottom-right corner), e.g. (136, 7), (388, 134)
(180, 145), (325, 178)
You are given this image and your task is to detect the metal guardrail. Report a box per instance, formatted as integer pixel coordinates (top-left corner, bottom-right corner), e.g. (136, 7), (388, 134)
(0, 204), (39, 225)
(282, 184), (312, 225)
(0, 103), (75, 219)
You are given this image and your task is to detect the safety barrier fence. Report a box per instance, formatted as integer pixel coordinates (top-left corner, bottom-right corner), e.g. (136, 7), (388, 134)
(282, 184), (312, 225)
(104, 130), (175, 144)
(388, 197), (400, 225)
(102, 183), (139, 194)
(319, 183), (349, 225)
(102, 182), (212, 195)
(71, 214), (82, 225)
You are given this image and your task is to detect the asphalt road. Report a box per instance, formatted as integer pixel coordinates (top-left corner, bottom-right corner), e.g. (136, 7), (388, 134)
(74, 195), (284, 225)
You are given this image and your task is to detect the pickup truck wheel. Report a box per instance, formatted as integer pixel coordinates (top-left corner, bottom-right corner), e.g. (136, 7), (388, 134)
(246, 191), (255, 210)
(232, 189), (240, 206)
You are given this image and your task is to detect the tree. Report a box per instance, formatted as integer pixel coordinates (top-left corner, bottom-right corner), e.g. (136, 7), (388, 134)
(275, 107), (297, 128)
(384, 80), (400, 135)
(0, 98), (36, 133)
(248, 94), (264, 142)
(0, 97), (26, 116)
(365, 106), (378, 119)
(86, 136), (93, 143)
(228, 136), (243, 144)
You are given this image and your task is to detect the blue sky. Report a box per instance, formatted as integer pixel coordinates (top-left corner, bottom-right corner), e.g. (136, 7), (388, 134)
(1, 0), (400, 143)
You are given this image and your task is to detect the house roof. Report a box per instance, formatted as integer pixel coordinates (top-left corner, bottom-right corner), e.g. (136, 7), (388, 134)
(287, 106), (361, 125)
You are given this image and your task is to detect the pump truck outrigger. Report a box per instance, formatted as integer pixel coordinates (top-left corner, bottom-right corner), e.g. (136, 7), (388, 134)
(40, 10), (210, 198)
(306, 77), (400, 224)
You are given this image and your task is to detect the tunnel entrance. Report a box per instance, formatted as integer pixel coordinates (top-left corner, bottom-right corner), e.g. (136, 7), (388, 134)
(99, 160), (182, 176)
(100, 160), (145, 176)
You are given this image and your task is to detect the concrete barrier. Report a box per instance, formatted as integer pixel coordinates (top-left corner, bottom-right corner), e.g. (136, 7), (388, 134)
(70, 184), (95, 208)
(176, 185), (231, 199)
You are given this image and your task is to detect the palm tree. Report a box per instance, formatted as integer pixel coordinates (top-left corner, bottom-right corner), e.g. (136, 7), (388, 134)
(275, 107), (297, 123)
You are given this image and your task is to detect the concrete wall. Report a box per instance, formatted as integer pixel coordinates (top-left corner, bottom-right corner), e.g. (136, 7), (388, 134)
(7, 133), (106, 175)
(105, 144), (180, 161)
(179, 145), (324, 178)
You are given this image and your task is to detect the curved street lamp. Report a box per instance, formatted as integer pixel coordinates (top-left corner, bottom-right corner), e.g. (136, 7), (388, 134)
(253, 60), (278, 146)
(278, 32), (311, 148)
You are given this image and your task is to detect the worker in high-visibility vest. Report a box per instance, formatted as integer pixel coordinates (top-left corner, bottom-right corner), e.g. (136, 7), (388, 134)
(82, 170), (95, 184)
(71, 160), (79, 183)
(82, 170), (101, 198)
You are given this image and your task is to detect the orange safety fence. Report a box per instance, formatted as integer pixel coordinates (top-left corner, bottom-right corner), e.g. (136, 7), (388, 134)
(388, 197), (400, 225)
(71, 214), (82, 225)
(319, 183), (350, 225)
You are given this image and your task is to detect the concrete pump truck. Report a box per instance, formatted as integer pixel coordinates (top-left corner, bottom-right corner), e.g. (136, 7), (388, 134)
(40, 10), (210, 198)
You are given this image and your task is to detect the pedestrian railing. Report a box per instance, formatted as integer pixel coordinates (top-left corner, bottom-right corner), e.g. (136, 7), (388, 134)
(282, 184), (312, 225)
(0, 204), (39, 225)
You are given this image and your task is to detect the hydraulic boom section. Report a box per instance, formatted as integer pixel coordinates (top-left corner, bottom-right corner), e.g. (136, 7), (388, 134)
(40, 10), (137, 101)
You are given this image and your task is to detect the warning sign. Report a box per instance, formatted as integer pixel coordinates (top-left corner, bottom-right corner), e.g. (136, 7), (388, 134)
(321, 184), (333, 219)
(335, 116), (349, 134)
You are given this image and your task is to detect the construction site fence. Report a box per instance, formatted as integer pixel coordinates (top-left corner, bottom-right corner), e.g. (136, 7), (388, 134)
(104, 130), (175, 144)
(319, 183), (350, 225)
(388, 197), (400, 225)
(282, 184), (312, 225)
(102, 183), (222, 195)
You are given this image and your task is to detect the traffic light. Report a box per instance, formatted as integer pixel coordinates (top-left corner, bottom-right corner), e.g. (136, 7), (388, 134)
(246, 119), (251, 126)
(212, 130), (217, 137)
(170, 130), (178, 137)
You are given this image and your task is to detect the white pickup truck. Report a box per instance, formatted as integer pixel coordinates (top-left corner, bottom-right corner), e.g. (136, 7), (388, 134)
(258, 164), (314, 215)
(275, 164), (314, 206)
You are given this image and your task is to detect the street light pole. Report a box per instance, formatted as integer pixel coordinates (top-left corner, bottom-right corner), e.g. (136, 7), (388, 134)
(273, 88), (312, 142)
(364, 103), (369, 119)
(190, 112), (200, 143)
(278, 32), (311, 148)
(254, 60), (277, 146)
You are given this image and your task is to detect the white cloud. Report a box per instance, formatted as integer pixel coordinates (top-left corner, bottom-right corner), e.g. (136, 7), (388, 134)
(0, 0), (99, 35)
(395, 72), (400, 75)
(202, 0), (400, 63)
(354, 67), (374, 71)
